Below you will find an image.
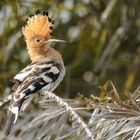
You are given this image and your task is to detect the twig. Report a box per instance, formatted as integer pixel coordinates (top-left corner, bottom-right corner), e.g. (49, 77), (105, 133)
(42, 91), (94, 140)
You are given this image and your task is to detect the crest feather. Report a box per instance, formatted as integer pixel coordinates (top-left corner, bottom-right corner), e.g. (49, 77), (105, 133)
(22, 10), (54, 39)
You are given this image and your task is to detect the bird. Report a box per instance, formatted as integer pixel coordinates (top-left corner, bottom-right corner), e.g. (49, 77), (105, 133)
(4, 9), (66, 136)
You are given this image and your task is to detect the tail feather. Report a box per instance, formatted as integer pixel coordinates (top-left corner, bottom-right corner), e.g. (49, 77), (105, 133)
(4, 98), (25, 136)
(4, 90), (29, 135)
(4, 113), (17, 136)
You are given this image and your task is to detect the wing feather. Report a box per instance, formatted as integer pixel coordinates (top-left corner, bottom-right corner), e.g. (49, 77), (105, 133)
(13, 61), (61, 103)
(13, 61), (54, 82)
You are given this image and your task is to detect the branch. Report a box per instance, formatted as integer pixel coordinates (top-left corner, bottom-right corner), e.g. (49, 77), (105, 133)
(42, 91), (94, 140)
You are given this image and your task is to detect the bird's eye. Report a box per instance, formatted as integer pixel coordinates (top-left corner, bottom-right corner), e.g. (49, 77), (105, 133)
(35, 38), (40, 43)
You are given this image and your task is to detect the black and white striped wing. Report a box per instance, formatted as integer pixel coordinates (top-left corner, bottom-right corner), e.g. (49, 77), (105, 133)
(13, 61), (52, 82)
(13, 61), (64, 101)
(12, 61), (52, 91)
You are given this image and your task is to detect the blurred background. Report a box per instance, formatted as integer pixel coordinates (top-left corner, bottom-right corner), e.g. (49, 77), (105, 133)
(0, 0), (140, 99)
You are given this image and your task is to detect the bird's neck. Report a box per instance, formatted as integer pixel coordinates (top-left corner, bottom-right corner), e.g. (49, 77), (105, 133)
(27, 46), (46, 61)
(27, 46), (63, 64)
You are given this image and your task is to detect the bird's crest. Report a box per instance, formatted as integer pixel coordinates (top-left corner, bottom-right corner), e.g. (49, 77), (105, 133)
(22, 9), (54, 40)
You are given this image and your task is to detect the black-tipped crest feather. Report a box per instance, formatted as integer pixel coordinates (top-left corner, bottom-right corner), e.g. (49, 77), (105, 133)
(28, 9), (49, 19)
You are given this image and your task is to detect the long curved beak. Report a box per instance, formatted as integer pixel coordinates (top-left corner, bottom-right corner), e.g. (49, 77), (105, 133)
(45, 39), (67, 44)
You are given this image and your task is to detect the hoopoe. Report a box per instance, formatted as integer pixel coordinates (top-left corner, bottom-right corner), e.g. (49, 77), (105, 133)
(4, 9), (65, 136)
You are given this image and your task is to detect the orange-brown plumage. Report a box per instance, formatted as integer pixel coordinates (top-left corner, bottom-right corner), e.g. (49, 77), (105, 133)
(22, 11), (53, 40)
(21, 10), (57, 62)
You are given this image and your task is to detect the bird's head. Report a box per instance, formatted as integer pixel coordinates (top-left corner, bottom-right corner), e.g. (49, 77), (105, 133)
(22, 9), (66, 50)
